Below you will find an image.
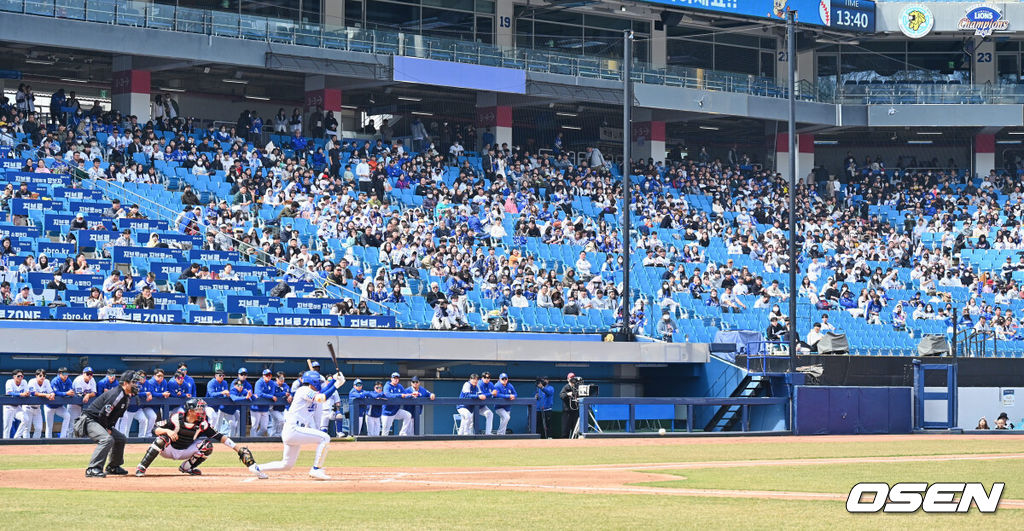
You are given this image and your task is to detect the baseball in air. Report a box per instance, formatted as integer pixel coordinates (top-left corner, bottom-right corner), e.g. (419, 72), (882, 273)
(658, 428), (666, 435)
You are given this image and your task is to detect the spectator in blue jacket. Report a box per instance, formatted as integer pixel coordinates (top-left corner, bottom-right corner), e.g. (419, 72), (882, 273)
(96, 369), (119, 395)
(46, 367), (75, 438)
(225, 374), (253, 437)
(167, 371), (192, 399)
(534, 377), (555, 438)
(270, 371), (290, 436)
(205, 369), (230, 431)
(381, 372), (412, 436)
(457, 374), (487, 436)
(250, 369), (276, 437)
(403, 376), (435, 429)
(365, 381), (386, 438)
(348, 379), (369, 436)
(477, 372), (497, 435)
(291, 130), (309, 156)
(176, 363), (196, 397)
(493, 373), (517, 435)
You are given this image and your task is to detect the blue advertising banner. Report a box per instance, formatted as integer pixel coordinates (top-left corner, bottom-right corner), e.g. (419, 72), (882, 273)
(69, 200), (111, 215)
(10, 198), (54, 216)
(638, 0), (874, 31)
(0, 181), (47, 194)
(189, 249), (241, 262)
(341, 315), (397, 328)
(267, 313), (339, 327)
(0, 147), (11, 159)
(0, 224), (41, 238)
(63, 289), (92, 305)
(137, 232), (202, 248)
(149, 261), (188, 275)
(118, 218), (168, 231)
(0, 159), (23, 170)
(54, 307), (99, 321)
(285, 297), (342, 312)
(189, 311), (229, 324)
(152, 292), (188, 305)
(123, 309), (182, 323)
(185, 279), (259, 297)
(0, 306), (49, 319)
(110, 246), (187, 263)
(45, 213), (101, 232)
(393, 56), (527, 94)
(226, 295), (280, 312)
(52, 188), (104, 201)
(36, 241), (76, 256)
(8, 172), (71, 186)
(228, 264), (277, 279)
(75, 229), (118, 247)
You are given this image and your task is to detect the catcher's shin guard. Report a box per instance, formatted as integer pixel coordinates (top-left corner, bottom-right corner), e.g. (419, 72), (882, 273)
(180, 439), (213, 473)
(137, 435), (169, 471)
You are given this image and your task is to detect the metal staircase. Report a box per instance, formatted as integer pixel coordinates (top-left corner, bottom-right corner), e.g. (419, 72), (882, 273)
(703, 374), (770, 432)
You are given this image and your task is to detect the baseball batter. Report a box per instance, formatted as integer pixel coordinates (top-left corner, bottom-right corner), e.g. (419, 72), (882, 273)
(260, 370), (344, 480)
(135, 398), (266, 478)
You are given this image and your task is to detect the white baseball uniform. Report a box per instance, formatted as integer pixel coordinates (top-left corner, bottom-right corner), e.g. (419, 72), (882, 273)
(4, 378), (28, 439)
(259, 385), (331, 473)
(17, 378), (52, 438)
(67, 374), (97, 437)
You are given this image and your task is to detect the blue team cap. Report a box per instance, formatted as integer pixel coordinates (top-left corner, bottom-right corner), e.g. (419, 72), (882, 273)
(262, 369), (272, 375)
(238, 367), (247, 374)
(83, 367), (93, 374)
(410, 376), (420, 382)
(499, 373), (508, 380)
(390, 372), (400, 378)
(312, 361), (321, 368)
(354, 379), (363, 386)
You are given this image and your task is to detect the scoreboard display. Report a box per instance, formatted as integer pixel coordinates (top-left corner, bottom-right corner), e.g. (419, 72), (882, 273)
(828, 0), (876, 33)
(642, 0), (876, 33)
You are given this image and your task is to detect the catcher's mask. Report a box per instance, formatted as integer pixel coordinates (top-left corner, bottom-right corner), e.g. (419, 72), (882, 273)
(184, 397), (208, 422)
(122, 370), (145, 396)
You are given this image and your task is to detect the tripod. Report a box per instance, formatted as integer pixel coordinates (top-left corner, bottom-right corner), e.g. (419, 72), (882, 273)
(570, 404), (603, 439)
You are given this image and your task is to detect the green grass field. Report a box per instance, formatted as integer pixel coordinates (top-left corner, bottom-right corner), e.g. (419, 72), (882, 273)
(1, 436), (1021, 530)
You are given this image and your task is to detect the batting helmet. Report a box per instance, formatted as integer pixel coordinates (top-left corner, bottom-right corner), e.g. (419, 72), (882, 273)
(301, 370), (323, 390)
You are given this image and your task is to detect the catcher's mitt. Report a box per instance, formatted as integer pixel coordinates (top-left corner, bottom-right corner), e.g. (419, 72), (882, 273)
(237, 446), (255, 467)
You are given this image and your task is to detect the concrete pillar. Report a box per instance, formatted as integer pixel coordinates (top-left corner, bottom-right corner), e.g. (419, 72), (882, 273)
(631, 121), (666, 163)
(111, 56), (151, 123)
(495, 0), (514, 49)
(973, 38), (996, 86)
(975, 134), (995, 177)
(322, 0), (343, 27)
(651, 24), (667, 69)
(305, 75), (342, 136)
(775, 133), (814, 182)
(476, 93), (511, 151)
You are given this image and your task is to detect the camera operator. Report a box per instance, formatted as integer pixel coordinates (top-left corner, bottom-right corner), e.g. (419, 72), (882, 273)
(534, 377), (554, 438)
(559, 372), (580, 438)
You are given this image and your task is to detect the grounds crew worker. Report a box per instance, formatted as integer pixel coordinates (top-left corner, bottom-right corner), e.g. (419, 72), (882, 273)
(77, 370), (144, 477)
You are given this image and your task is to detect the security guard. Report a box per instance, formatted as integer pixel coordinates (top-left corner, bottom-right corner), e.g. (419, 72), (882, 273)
(79, 370), (143, 477)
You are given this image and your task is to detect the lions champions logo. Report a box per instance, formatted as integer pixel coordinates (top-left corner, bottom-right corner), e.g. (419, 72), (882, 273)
(898, 5), (934, 39)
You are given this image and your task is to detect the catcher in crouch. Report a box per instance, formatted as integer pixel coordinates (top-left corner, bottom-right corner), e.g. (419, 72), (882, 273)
(134, 398), (267, 479)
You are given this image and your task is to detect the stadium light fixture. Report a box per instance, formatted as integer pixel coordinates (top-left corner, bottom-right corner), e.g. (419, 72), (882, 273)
(244, 95), (270, 101)
(25, 58), (55, 65)
(1008, 131), (1024, 135)
(411, 111), (433, 116)
(560, 125), (582, 130)
(813, 140), (838, 145)
(244, 359), (285, 364)
(158, 86), (185, 93)
(11, 355), (59, 361)
(698, 125), (719, 130)
(120, 356), (166, 362)
(907, 140), (932, 144)
(916, 131), (943, 135)
(397, 96), (422, 102)
(556, 112), (578, 117)
(340, 105), (360, 110)
(222, 78), (249, 84)
(59, 78), (89, 83)
(997, 140), (1022, 144)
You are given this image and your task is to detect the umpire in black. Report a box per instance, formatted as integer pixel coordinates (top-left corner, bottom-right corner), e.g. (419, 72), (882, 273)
(78, 370), (143, 477)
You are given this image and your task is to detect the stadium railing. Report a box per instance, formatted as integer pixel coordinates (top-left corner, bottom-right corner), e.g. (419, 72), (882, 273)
(0, 0), (820, 102)
(349, 396), (534, 436)
(576, 396), (788, 434)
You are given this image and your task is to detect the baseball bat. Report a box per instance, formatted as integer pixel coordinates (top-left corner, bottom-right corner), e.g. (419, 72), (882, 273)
(306, 358), (315, 372)
(327, 342), (341, 374)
